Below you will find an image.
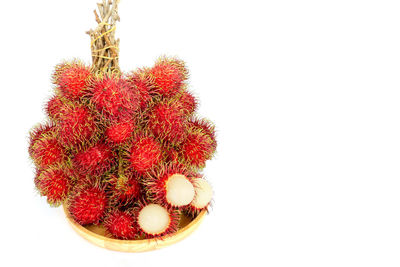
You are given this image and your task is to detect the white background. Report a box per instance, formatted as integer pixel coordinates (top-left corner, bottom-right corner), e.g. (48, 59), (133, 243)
(1, 0), (400, 266)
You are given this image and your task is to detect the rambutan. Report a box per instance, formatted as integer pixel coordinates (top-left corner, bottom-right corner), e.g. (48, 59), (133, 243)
(73, 142), (115, 176)
(35, 168), (70, 206)
(89, 74), (139, 119)
(29, 123), (56, 158)
(128, 69), (155, 110)
(108, 172), (142, 205)
(29, 124), (65, 169)
(136, 203), (180, 238)
(45, 95), (65, 121)
(104, 209), (137, 240)
(149, 57), (188, 98)
(148, 101), (187, 144)
(177, 90), (197, 116)
(144, 164), (196, 208)
(128, 135), (162, 173)
(106, 118), (135, 144)
(53, 61), (92, 100)
(57, 103), (97, 147)
(180, 120), (216, 169)
(188, 117), (217, 150)
(68, 183), (108, 225)
(186, 177), (213, 216)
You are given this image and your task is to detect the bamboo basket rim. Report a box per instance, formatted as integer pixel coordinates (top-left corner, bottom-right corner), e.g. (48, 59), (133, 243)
(63, 204), (206, 252)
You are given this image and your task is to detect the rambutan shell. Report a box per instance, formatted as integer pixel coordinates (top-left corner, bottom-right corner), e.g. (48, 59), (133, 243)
(104, 209), (137, 240)
(128, 135), (162, 173)
(106, 118), (135, 144)
(53, 62), (92, 100)
(36, 168), (70, 206)
(73, 143), (115, 176)
(68, 185), (108, 225)
(148, 101), (187, 144)
(89, 74), (139, 119)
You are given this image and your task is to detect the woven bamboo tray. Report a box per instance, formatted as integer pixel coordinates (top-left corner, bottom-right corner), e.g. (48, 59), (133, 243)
(63, 205), (206, 252)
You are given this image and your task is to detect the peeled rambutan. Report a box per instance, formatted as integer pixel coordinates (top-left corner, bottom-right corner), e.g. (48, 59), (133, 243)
(35, 167), (70, 206)
(108, 172), (142, 205)
(177, 90), (197, 116)
(148, 101), (187, 144)
(144, 164), (196, 208)
(73, 142), (115, 176)
(29, 124), (65, 169)
(128, 135), (162, 173)
(180, 120), (216, 168)
(136, 202), (179, 238)
(186, 177), (213, 216)
(45, 95), (65, 121)
(53, 61), (92, 100)
(68, 184), (108, 225)
(128, 69), (155, 110)
(104, 209), (137, 240)
(106, 118), (135, 144)
(89, 74), (139, 119)
(149, 57), (188, 98)
(57, 103), (97, 147)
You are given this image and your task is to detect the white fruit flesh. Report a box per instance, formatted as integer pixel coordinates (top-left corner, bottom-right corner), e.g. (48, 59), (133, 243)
(166, 174), (195, 206)
(138, 204), (170, 235)
(191, 178), (213, 209)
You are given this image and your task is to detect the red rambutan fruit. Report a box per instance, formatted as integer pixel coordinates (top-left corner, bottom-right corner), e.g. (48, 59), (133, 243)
(148, 101), (187, 144)
(180, 119), (216, 168)
(45, 95), (65, 121)
(144, 164), (196, 208)
(35, 168), (70, 206)
(57, 103), (97, 147)
(106, 118), (135, 144)
(136, 202), (180, 238)
(73, 142), (115, 176)
(29, 123), (56, 158)
(68, 184), (108, 225)
(149, 57), (188, 98)
(89, 74), (139, 119)
(128, 69), (155, 110)
(188, 118), (217, 150)
(177, 90), (197, 116)
(108, 172), (142, 205)
(29, 124), (65, 169)
(53, 61), (92, 100)
(104, 209), (137, 240)
(128, 135), (162, 173)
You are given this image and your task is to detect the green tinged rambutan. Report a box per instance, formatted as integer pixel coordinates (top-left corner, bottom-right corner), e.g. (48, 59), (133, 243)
(53, 61), (92, 100)
(127, 69), (155, 110)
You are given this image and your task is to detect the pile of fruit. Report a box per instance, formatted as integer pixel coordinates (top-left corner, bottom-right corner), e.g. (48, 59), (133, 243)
(29, 57), (216, 239)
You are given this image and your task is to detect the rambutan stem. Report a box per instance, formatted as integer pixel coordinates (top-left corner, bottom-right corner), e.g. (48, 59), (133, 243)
(87, 0), (121, 74)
